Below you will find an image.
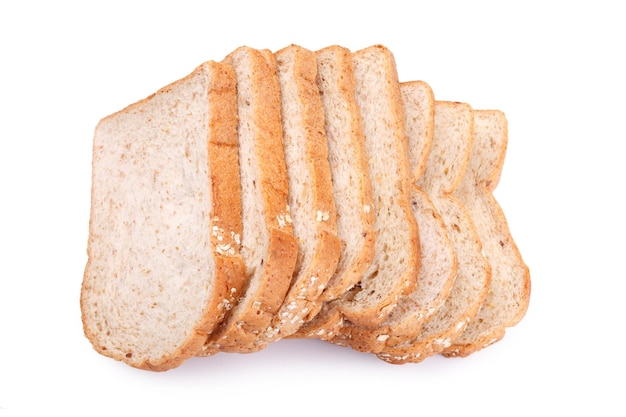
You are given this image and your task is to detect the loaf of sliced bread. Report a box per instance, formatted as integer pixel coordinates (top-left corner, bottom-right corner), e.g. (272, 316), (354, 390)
(330, 82), (458, 352)
(81, 61), (245, 371)
(334, 45), (420, 327)
(199, 47), (299, 354)
(258, 44), (342, 345)
(442, 110), (531, 357)
(83, 43), (530, 368)
(292, 45), (376, 340)
(392, 83), (457, 341)
(376, 101), (491, 364)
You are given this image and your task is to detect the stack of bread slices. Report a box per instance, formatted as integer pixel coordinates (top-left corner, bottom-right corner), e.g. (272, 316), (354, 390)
(80, 44), (531, 371)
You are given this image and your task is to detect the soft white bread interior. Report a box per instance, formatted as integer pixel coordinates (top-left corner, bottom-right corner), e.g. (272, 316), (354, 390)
(442, 109), (531, 357)
(81, 61), (244, 371)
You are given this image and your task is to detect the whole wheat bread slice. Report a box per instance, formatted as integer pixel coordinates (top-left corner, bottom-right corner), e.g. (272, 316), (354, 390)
(200, 47), (299, 354)
(293, 45), (376, 340)
(330, 82), (458, 352)
(257, 44), (342, 346)
(376, 101), (491, 364)
(442, 109), (531, 357)
(81, 61), (245, 371)
(332, 45), (420, 328)
(313, 45), (376, 302)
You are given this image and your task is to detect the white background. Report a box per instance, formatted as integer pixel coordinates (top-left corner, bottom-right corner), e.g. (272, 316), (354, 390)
(1, 1), (624, 415)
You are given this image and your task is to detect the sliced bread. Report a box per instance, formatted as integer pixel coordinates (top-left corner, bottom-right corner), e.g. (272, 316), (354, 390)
(442, 109), (531, 357)
(200, 47), (299, 354)
(404, 81), (436, 181)
(313, 45), (376, 302)
(258, 44), (342, 345)
(376, 101), (491, 364)
(81, 61), (245, 371)
(333, 45), (420, 327)
(330, 82), (458, 352)
(292, 45), (376, 340)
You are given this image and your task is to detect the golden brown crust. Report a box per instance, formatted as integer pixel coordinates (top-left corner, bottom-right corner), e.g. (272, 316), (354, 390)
(203, 229), (298, 353)
(265, 230), (341, 340)
(205, 61), (247, 333)
(252, 49), (293, 230)
(289, 301), (345, 340)
(375, 199), (490, 364)
(329, 194), (459, 354)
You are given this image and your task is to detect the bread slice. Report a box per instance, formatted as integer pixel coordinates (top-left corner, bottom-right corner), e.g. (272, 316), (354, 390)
(333, 45), (420, 327)
(200, 47), (299, 354)
(376, 101), (491, 364)
(292, 45), (376, 340)
(442, 110), (531, 357)
(258, 44), (342, 345)
(81, 61), (245, 371)
(329, 82), (458, 352)
(313, 45), (376, 302)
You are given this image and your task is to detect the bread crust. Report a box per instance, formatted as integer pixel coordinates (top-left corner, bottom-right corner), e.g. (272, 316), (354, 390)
(202, 229), (298, 354)
(289, 301), (345, 340)
(205, 61), (248, 336)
